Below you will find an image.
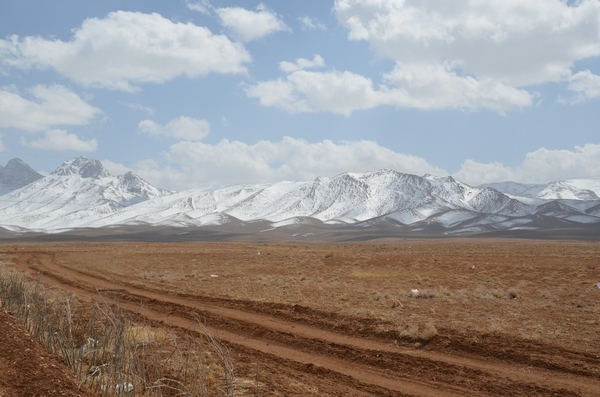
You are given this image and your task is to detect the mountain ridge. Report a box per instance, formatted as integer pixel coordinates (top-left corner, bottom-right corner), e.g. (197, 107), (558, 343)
(0, 157), (599, 238)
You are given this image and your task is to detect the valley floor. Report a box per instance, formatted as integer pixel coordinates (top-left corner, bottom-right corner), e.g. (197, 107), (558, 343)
(1, 239), (599, 396)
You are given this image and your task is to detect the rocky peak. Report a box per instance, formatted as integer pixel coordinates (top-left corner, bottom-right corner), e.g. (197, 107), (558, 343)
(118, 171), (166, 197)
(119, 171), (145, 192)
(51, 156), (110, 179)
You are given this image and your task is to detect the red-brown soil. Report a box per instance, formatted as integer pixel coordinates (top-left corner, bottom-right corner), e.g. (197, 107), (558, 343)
(1, 239), (599, 396)
(0, 308), (96, 397)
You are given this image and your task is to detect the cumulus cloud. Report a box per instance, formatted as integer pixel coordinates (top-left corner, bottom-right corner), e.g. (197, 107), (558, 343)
(20, 129), (97, 152)
(247, 0), (600, 114)
(323, 0), (600, 112)
(103, 138), (600, 190)
(246, 63), (531, 115)
(245, 70), (382, 115)
(138, 117), (210, 141)
(0, 84), (100, 132)
(279, 54), (325, 73)
(382, 62), (532, 112)
(454, 144), (600, 185)
(109, 137), (446, 190)
(0, 11), (251, 91)
(216, 3), (289, 42)
(335, 0), (600, 85)
(566, 70), (600, 104)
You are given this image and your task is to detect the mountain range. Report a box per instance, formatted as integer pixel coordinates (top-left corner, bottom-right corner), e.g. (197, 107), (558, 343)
(0, 156), (599, 240)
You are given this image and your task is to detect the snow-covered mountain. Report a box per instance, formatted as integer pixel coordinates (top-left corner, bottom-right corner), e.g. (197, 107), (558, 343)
(0, 157), (170, 231)
(1, 157), (599, 236)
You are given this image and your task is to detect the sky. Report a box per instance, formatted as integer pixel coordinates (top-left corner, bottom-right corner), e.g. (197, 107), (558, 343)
(1, 0), (599, 191)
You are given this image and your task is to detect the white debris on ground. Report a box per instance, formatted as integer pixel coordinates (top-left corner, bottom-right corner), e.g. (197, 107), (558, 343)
(116, 382), (134, 393)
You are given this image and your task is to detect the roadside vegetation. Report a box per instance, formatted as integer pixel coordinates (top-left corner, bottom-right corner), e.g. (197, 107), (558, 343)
(0, 269), (235, 397)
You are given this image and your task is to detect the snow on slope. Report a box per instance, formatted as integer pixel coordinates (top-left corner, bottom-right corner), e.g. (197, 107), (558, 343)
(0, 157), (169, 231)
(536, 180), (600, 200)
(1, 157), (600, 233)
(479, 182), (545, 197)
(482, 179), (600, 200)
(85, 169), (535, 229)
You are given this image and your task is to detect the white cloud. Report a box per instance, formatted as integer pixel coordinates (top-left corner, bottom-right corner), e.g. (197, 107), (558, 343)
(452, 160), (516, 186)
(138, 116), (210, 141)
(216, 4), (289, 42)
(186, 0), (212, 15)
(382, 62), (532, 112)
(279, 54), (326, 73)
(248, 1), (587, 114)
(245, 70), (382, 115)
(137, 137), (446, 189)
(0, 11), (251, 91)
(106, 137), (446, 190)
(246, 64), (531, 115)
(332, 0), (600, 110)
(566, 70), (600, 104)
(20, 129), (97, 152)
(101, 159), (134, 178)
(335, 0), (600, 85)
(298, 16), (326, 30)
(0, 135), (5, 152)
(122, 102), (156, 115)
(454, 144), (600, 185)
(0, 84), (100, 132)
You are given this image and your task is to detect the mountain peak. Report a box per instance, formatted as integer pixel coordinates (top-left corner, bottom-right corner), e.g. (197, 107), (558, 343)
(51, 156), (110, 179)
(0, 158), (43, 189)
(5, 158), (28, 169)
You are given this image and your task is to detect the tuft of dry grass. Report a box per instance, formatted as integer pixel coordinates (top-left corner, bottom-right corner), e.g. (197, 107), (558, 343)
(398, 321), (438, 343)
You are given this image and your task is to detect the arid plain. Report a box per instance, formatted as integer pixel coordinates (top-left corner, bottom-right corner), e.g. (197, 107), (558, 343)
(1, 239), (599, 396)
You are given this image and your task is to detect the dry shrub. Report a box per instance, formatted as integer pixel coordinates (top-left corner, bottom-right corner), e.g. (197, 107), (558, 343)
(398, 322), (438, 343)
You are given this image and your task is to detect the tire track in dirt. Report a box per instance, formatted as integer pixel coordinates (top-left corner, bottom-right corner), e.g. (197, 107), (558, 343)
(16, 253), (465, 397)
(16, 252), (596, 397)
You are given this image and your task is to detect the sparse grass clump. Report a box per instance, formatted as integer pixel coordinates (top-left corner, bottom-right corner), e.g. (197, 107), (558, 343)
(398, 322), (438, 343)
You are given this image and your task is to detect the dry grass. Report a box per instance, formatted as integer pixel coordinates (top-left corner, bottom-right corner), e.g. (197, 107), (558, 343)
(0, 269), (236, 397)
(2, 240), (600, 375)
(398, 321), (439, 343)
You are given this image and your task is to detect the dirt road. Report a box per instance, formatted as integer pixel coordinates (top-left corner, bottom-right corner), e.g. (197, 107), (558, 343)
(6, 243), (600, 396)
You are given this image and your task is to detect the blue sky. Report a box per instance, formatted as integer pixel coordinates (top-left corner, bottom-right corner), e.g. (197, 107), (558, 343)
(1, 0), (599, 190)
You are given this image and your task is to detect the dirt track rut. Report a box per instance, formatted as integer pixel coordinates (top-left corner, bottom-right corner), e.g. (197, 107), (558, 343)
(14, 251), (600, 397)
